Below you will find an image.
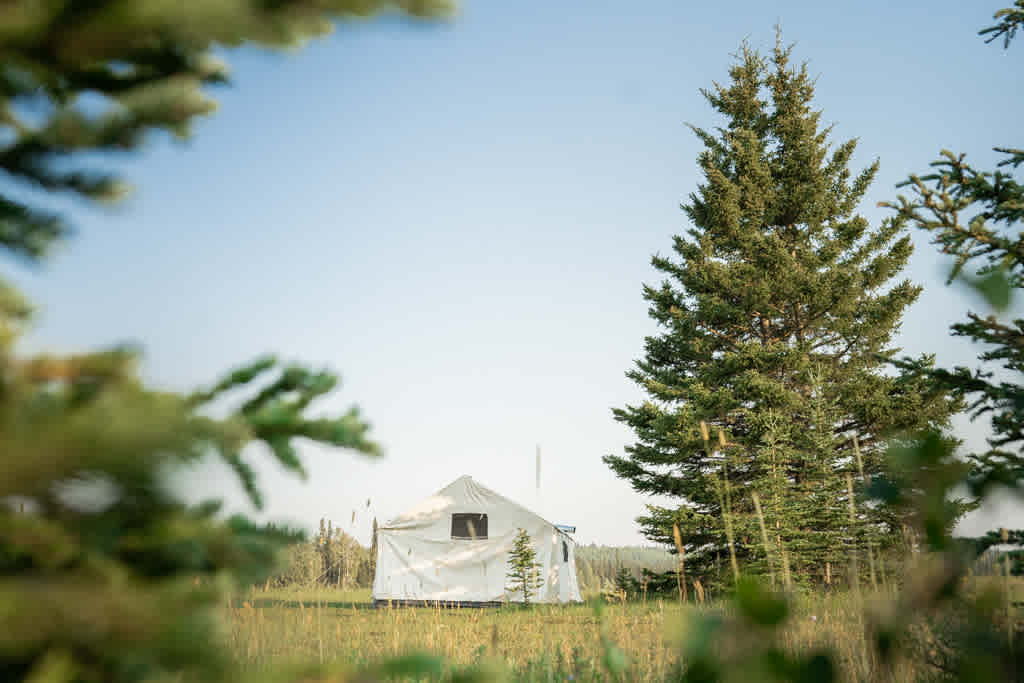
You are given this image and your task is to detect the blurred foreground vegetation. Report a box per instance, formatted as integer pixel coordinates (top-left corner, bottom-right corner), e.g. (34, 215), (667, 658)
(0, 2), (451, 683)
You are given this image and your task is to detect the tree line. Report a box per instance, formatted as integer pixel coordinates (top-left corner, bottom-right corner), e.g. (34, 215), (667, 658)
(262, 518), (378, 590)
(574, 545), (677, 593)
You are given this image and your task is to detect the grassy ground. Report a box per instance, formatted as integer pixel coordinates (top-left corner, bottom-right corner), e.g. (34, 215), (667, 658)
(224, 586), (944, 681)
(226, 577), (1024, 680)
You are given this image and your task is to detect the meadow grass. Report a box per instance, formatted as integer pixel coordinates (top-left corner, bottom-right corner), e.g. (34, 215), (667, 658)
(226, 584), (997, 680)
(228, 590), (684, 679)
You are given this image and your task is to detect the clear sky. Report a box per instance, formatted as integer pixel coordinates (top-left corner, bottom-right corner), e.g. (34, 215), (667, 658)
(8, 0), (1023, 546)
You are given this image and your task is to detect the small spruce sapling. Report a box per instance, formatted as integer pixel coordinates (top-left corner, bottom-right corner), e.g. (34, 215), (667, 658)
(506, 528), (545, 605)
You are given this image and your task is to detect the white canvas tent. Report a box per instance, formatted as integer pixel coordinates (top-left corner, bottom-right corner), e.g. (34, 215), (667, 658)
(372, 475), (583, 605)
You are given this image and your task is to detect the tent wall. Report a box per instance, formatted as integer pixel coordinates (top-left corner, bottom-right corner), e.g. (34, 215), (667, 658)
(372, 476), (582, 604)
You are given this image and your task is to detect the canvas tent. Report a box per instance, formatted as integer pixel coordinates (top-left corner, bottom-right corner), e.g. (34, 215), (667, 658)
(372, 475), (583, 605)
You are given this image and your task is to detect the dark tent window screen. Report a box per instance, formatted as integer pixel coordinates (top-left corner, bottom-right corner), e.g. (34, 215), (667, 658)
(451, 513), (488, 540)
(562, 541), (569, 563)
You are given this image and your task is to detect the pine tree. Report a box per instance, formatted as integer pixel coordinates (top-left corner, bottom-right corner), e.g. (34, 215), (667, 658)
(505, 528), (544, 605)
(614, 566), (638, 599)
(0, 2), (451, 682)
(885, 2), (1024, 490)
(604, 36), (959, 586)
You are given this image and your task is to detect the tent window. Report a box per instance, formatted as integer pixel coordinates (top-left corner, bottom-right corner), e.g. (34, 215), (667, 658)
(451, 513), (488, 540)
(562, 540), (569, 563)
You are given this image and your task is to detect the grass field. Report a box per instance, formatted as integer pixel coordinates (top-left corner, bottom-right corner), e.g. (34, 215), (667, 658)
(225, 584), (1009, 681)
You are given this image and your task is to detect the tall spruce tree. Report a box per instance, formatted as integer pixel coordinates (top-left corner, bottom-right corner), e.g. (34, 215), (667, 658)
(604, 38), (958, 587)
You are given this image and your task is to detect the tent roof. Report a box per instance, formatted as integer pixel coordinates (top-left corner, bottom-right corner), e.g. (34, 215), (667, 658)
(382, 475), (575, 542)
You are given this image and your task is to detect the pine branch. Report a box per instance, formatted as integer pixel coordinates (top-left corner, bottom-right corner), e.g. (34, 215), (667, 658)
(0, 0), (452, 262)
(979, 0), (1024, 47)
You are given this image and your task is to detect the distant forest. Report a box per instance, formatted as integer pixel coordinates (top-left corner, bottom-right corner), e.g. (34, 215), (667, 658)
(573, 544), (676, 592)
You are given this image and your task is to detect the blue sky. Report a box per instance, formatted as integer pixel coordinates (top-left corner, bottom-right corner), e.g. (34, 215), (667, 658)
(8, 0), (1023, 545)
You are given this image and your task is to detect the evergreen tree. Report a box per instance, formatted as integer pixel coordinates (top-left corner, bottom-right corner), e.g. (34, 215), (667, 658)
(505, 528), (544, 605)
(604, 37), (958, 586)
(885, 1), (1024, 490)
(0, 2), (451, 682)
(613, 566), (638, 599)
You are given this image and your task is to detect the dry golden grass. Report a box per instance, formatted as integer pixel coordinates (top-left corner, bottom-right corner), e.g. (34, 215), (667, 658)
(228, 591), (679, 679)
(228, 583), (1007, 681)
(226, 576), (1024, 680)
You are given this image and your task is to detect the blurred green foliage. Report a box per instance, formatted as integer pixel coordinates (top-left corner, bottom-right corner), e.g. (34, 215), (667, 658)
(884, 0), (1024, 492)
(0, 2), (452, 682)
(0, 0), (451, 262)
(678, 580), (835, 683)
